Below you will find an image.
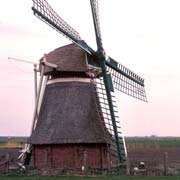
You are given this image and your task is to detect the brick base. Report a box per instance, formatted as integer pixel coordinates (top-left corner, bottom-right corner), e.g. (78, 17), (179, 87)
(33, 144), (110, 169)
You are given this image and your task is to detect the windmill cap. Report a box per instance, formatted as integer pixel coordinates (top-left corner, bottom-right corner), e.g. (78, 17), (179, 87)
(39, 43), (101, 76)
(39, 43), (102, 77)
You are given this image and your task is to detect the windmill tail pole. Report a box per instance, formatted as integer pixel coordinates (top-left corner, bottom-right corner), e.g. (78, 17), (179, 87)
(30, 65), (45, 134)
(19, 56), (52, 167)
(99, 57), (123, 164)
(34, 64), (38, 101)
(8, 57), (36, 65)
(31, 54), (57, 134)
(20, 64), (45, 167)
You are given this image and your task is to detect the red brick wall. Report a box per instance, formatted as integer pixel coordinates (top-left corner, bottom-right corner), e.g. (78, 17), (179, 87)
(52, 145), (75, 168)
(33, 144), (109, 169)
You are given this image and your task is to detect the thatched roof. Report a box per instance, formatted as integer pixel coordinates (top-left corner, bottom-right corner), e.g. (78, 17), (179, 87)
(42, 43), (89, 74)
(29, 80), (107, 144)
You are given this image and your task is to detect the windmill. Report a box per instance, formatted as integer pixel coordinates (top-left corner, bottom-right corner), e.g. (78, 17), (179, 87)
(21, 0), (147, 169)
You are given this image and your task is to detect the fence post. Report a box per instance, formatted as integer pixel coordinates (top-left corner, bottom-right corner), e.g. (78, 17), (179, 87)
(163, 152), (168, 175)
(82, 150), (87, 174)
(126, 157), (130, 175)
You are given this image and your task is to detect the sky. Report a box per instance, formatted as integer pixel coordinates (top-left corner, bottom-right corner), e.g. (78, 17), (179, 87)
(0, 0), (180, 137)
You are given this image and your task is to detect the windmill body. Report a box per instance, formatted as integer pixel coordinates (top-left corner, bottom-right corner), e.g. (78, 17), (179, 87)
(21, 0), (147, 170)
(29, 44), (121, 169)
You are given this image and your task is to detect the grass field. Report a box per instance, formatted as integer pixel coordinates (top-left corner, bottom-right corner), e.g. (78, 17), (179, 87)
(0, 175), (180, 180)
(0, 141), (24, 148)
(1, 137), (180, 148)
(0, 141), (6, 147)
(126, 137), (180, 148)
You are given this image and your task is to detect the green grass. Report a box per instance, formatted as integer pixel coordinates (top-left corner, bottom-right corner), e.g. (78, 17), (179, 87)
(126, 137), (180, 148)
(0, 175), (180, 180)
(0, 141), (6, 147)
(1, 137), (180, 148)
(0, 141), (24, 148)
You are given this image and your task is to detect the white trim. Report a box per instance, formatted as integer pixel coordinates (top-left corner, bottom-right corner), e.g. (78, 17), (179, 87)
(47, 77), (92, 84)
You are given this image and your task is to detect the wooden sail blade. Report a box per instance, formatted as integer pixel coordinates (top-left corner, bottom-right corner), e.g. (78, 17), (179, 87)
(90, 0), (103, 50)
(32, 0), (95, 54)
(106, 57), (147, 102)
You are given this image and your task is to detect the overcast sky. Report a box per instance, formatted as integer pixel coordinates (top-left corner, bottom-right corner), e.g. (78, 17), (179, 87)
(1, 0), (180, 137)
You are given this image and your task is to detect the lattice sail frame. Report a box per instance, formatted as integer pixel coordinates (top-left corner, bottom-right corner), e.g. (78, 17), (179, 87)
(90, 0), (103, 50)
(32, 0), (94, 54)
(93, 78), (127, 163)
(90, 0), (101, 38)
(106, 59), (147, 102)
(32, 0), (81, 40)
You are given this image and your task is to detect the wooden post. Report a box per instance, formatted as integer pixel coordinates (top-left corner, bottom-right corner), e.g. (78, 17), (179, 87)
(82, 150), (87, 173)
(34, 64), (38, 101)
(163, 152), (168, 175)
(5, 153), (10, 161)
(126, 157), (130, 175)
(5, 153), (10, 173)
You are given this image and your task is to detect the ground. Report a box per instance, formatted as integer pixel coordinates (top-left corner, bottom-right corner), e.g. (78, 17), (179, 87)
(1, 137), (180, 176)
(0, 175), (180, 180)
(126, 137), (180, 173)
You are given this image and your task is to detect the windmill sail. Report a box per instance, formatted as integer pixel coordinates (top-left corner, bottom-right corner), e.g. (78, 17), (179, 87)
(32, 0), (94, 54)
(106, 58), (147, 102)
(93, 77), (127, 164)
(89, 0), (146, 102)
(90, 0), (103, 50)
(31, 0), (147, 103)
